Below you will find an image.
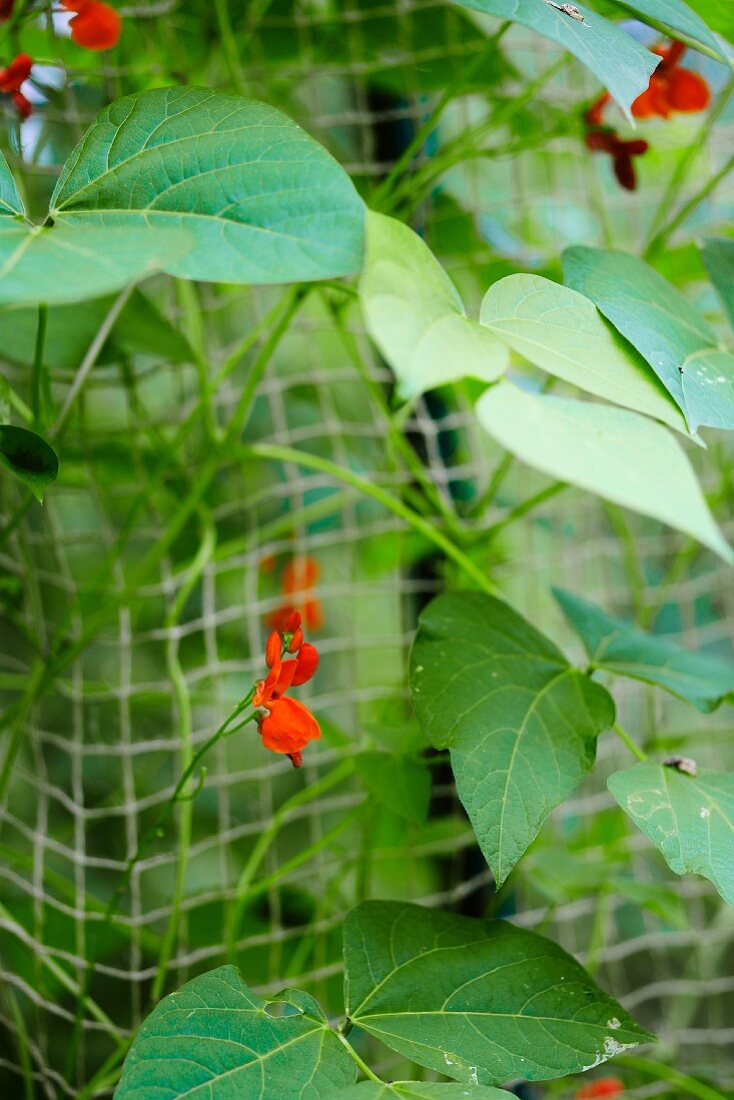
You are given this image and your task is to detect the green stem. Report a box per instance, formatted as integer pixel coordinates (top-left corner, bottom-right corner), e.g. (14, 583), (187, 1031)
(336, 1029), (384, 1083)
(612, 722), (647, 762)
(617, 1055), (730, 1100)
(241, 442), (499, 596)
(31, 303), (48, 432)
(480, 481), (567, 542)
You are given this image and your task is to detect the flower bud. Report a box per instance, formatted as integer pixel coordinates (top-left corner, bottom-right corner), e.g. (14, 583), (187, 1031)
(265, 631), (281, 669)
(288, 627), (303, 653)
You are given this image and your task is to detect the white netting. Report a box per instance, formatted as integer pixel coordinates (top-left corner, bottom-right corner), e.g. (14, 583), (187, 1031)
(0, 3), (733, 1096)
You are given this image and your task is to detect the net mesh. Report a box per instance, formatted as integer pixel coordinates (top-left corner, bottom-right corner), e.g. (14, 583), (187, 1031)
(0, 2), (733, 1096)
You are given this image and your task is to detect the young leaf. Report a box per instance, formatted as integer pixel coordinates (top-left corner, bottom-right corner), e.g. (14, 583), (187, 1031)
(0, 222), (191, 307)
(0, 148), (24, 218)
(476, 381), (733, 563)
(115, 965), (356, 1099)
(448, 0), (658, 120)
(51, 86), (365, 285)
(358, 752), (431, 825)
(410, 591), (615, 885)
(601, 0), (726, 61)
(360, 212), (506, 399)
(608, 762), (734, 904)
(480, 274), (689, 434)
(563, 246), (734, 433)
(0, 425), (59, 501)
(554, 587), (734, 712)
(344, 901), (653, 1084)
(701, 238), (734, 334)
(332, 1085), (510, 1099)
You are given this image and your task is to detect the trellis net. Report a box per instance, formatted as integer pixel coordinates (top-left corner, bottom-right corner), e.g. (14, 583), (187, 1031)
(0, 2), (733, 1096)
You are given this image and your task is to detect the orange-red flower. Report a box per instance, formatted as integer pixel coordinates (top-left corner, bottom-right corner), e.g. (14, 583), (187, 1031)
(61, 0), (122, 50)
(266, 556), (324, 633)
(583, 92), (649, 191)
(0, 0), (15, 22)
(632, 41), (710, 119)
(0, 53), (32, 120)
(575, 1077), (624, 1099)
(254, 623), (320, 767)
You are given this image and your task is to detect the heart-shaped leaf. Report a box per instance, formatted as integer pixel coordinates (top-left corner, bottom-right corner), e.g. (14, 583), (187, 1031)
(360, 212), (506, 399)
(554, 587), (734, 712)
(480, 274), (689, 434)
(344, 901), (653, 1084)
(563, 246), (734, 433)
(447, 0), (658, 120)
(410, 591), (615, 885)
(701, 238), (734, 334)
(0, 425), (58, 501)
(51, 86), (365, 286)
(608, 763), (734, 904)
(476, 381), (733, 562)
(115, 965), (356, 1099)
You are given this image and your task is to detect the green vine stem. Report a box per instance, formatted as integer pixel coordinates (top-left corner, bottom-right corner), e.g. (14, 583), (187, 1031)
(31, 302), (48, 432)
(336, 1029), (384, 1084)
(613, 722), (648, 762)
(618, 1054), (731, 1100)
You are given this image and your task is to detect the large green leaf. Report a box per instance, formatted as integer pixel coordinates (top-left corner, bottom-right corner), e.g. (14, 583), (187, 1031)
(0, 425), (58, 501)
(360, 212), (506, 399)
(344, 901), (652, 1084)
(0, 149), (23, 218)
(608, 763), (734, 904)
(115, 966), (356, 1099)
(701, 238), (734, 334)
(410, 591), (614, 885)
(448, 0), (658, 120)
(0, 222), (191, 307)
(563, 246), (734, 433)
(51, 86), (365, 285)
(480, 274), (689, 434)
(601, 0), (726, 60)
(476, 381), (733, 563)
(332, 1085), (509, 1099)
(554, 587), (734, 712)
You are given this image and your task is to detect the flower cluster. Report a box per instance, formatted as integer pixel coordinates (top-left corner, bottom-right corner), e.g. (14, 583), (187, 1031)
(254, 611), (320, 768)
(0, 0), (121, 122)
(265, 556), (324, 634)
(575, 1078), (624, 1099)
(583, 40), (710, 191)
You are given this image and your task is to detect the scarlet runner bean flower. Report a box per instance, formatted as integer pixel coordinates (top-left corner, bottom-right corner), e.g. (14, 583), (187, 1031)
(575, 1077), (624, 1099)
(266, 555), (324, 633)
(0, 53), (33, 120)
(254, 612), (320, 768)
(60, 0), (122, 50)
(632, 41), (710, 119)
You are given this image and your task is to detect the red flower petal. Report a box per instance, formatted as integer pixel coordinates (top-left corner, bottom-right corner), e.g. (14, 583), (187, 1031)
(613, 153), (637, 191)
(0, 53), (32, 92)
(304, 598), (324, 631)
(62, 0), (121, 50)
(575, 1077), (624, 1099)
(265, 631), (281, 669)
(259, 697), (321, 755)
(667, 68), (710, 112)
(291, 642), (319, 686)
(287, 627), (303, 653)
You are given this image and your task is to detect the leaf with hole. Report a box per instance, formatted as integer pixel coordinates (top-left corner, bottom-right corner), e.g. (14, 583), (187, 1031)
(115, 965), (356, 1099)
(51, 86), (365, 286)
(476, 381), (733, 563)
(0, 425), (58, 501)
(480, 274), (689, 434)
(554, 587), (734, 712)
(360, 212), (506, 399)
(563, 246), (734, 433)
(410, 591), (615, 885)
(447, 0), (658, 120)
(344, 901), (653, 1084)
(608, 762), (734, 904)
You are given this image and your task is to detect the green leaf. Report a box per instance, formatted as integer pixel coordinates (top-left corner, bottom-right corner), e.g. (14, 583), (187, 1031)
(701, 238), (734, 335)
(563, 246), (734, 434)
(410, 591), (615, 885)
(358, 752), (431, 825)
(608, 763), (734, 904)
(344, 901), (653, 1084)
(0, 425), (58, 501)
(360, 212), (506, 399)
(0, 222), (191, 307)
(601, 0), (726, 60)
(0, 290), (192, 369)
(480, 274), (689, 434)
(554, 587), (734, 712)
(51, 86), (365, 285)
(447, 0), (658, 120)
(685, 0), (734, 40)
(476, 381), (733, 563)
(0, 148), (23, 218)
(115, 965), (356, 1099)
(332, 1084), (509, 1099)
